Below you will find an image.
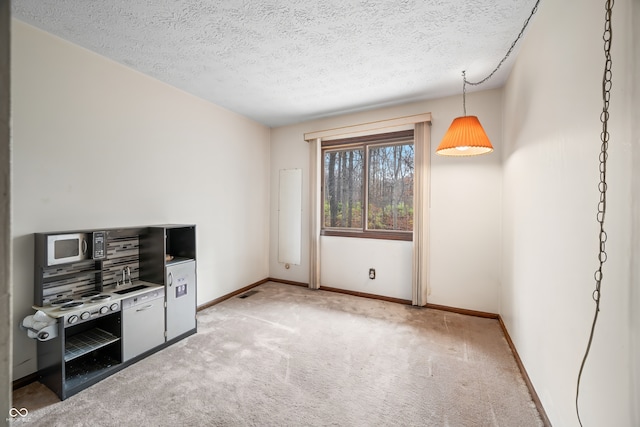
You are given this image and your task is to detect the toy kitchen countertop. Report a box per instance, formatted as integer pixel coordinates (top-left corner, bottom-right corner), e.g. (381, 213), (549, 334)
(33, 281), (163, 325)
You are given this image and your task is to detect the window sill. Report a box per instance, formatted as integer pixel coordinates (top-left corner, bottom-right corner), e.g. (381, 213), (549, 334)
(321, 229), (413, 242)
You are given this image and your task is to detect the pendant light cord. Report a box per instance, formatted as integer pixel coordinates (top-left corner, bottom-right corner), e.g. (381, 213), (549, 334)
(461, 0), (541, 116)
(576, 1), (614, 426)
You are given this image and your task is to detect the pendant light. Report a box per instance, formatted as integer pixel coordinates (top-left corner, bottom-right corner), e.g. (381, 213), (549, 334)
(436, 0), (541, 157)
(436, 71), (493, 156)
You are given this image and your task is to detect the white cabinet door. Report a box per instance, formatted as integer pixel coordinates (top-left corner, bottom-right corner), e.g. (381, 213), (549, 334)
(166, 260), (196, 341)
(122, 297), (165, 361)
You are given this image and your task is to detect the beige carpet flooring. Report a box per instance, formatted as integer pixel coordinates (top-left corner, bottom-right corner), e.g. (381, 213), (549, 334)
(12, 282), (543, 426)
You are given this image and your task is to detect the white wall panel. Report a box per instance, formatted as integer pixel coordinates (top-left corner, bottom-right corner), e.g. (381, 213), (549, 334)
(278, 168), (302, 265)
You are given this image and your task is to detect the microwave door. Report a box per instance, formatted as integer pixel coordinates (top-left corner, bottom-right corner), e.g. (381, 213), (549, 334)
(47, 234), (85, 266)
(57, 239), (80, 258)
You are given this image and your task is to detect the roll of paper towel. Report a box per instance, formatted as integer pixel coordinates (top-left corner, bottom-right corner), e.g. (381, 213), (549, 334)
(33, 310), (54, 323)
(22, 311), (56, 339)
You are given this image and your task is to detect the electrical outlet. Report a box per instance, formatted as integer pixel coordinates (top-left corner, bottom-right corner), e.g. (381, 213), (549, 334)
(369, 268), (375, 280)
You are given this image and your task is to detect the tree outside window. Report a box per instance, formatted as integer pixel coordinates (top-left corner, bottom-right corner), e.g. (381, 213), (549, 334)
(323, 148), (363, 229)
(321, 130), (413, 241)
(367, 143), (413, 231)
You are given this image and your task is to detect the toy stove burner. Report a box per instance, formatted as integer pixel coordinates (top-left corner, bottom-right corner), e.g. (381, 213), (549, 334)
(80, 291), (101, 299)
(90, 294), (111, 302)
(50, 298), (74, 306)
(59, 301), (84, 311)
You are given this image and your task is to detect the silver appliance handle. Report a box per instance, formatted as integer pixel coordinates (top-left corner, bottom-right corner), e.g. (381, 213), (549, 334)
(81, 238), (88, 254)
(136, 304), (154, 312)
(168, 272), (173, 287)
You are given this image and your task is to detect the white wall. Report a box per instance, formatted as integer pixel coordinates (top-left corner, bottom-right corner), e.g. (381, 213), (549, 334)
(11, 20), (270, 380)
(501, 0), (637, 425)
(632, 0), (640, 422)
(322, 237), (413, 300)
(269, 89), (502, 311)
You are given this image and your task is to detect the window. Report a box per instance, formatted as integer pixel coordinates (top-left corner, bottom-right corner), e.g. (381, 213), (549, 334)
(321, 130), (414, 241)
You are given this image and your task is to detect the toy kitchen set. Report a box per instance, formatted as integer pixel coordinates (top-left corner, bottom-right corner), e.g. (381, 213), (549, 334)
(22, 224), (197, 400)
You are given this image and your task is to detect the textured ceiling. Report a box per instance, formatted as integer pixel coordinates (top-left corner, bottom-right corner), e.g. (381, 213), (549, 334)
(12, 0), (537, 127)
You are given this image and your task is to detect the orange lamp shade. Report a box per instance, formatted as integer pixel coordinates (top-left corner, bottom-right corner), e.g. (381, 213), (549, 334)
(436, 116), (494, 156)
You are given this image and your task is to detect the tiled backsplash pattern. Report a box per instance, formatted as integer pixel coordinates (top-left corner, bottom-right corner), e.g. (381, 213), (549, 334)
(102, 237), (140, 287)
(38, 236), (141, 305)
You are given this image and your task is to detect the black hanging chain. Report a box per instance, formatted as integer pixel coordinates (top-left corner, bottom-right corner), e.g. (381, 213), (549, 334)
(576, 1), (614, 426)
(460, 0), (541, 115)
(463, 71), (467, 116)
